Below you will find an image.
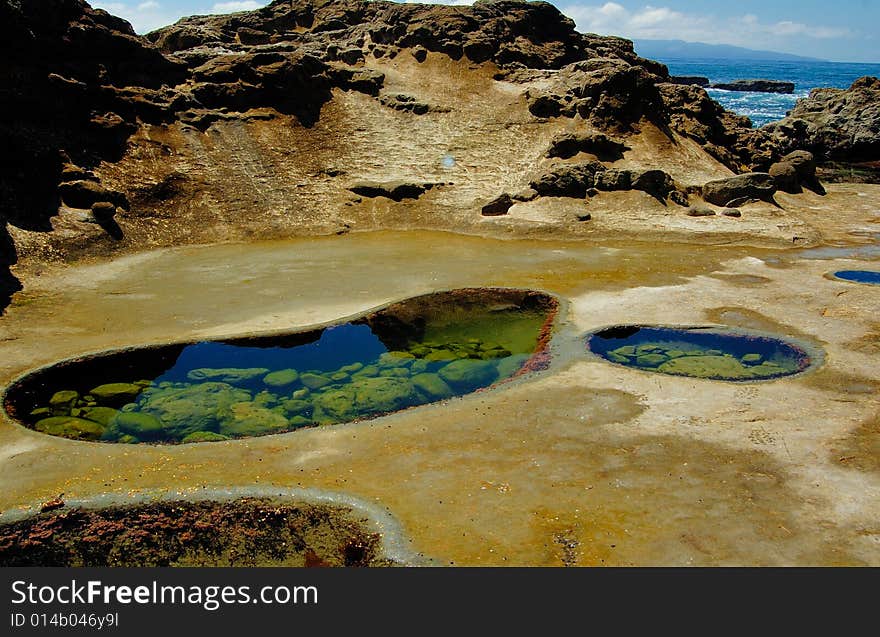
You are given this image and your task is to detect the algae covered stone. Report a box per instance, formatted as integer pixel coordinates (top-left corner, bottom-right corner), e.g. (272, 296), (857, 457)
(89, 383), (143, 405)
(34, 416), (105, 441)
(636, 353), (668, 367)
(135, 381), (251, 439)
(49, 390), (79, 412)
(81, 406), (120, 427)
(187, 367), (269, 384)
(657, 355), (750, 379)
(741, 353), (763, 365)
(438, 359), (499, 390)
(109, 412), (165, 441)
(411, 373), (454, 400)
(219, 401), (291, 438)
(182, 431), (230, 443)
(300, 372), (332, 390)
(262, 369), (299, 388)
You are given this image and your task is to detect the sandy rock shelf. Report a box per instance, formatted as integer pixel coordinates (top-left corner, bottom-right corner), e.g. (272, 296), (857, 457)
(1, 227), (878, 566)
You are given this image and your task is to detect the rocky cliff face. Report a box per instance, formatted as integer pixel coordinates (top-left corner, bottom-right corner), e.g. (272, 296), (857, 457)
(0, 0), (859, 313)
(765, 76), (880, 162)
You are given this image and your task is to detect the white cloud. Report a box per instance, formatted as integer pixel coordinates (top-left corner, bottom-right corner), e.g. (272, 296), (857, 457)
(561, 3), (851, 48)
(210, 1), (261, 12)
(93, 1), (268, 33)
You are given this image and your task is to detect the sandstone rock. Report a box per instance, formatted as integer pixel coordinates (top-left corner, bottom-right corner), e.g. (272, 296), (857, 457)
(765, 76), (880, 162)
(721, 208), (742, 217)
(701, 173), (776, 207)
(687, 206), (715, 217)
(769, 161), (800, 193)
(348, 181), (440, 201)
(530, 161), (605, 198)
(481, 194), (514, 216)
(545, 132), (629, 160)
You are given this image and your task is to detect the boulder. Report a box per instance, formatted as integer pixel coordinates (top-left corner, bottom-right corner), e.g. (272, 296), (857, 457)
(769, 161), (800, 193)
(481, 193), (514, 216)
(218, 401), (290, 438)
(109, 412), (165, 441)
(438, 359), (499, 390)
(186, 367), (269, 384)
(530, 161), (605, 198)
(411, 373), (454, 400)
(90, 201), (117, 222)
(34, 416), (105, 441)
(764, 77), (880, 162)
(89, 383), (144, 406)
(299, 372), (332, 390)
(262, 369), (300, 388)
(701, 173), (776, 207)
(135, 381), (251, 439)
(348, 181), (441, 201)
(182, 430), (230, 443)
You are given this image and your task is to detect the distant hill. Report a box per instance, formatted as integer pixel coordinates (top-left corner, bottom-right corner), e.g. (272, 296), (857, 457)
(633, 39), (824, 62)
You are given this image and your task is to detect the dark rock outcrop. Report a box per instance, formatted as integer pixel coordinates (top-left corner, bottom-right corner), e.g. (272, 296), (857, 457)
(348, 181), (444, 201)
(545, 132), (629, 160)
(710, 80), (794, 94)
(765, 76), (880, 162)
(531, 163), (682, 203)
(702, 173), (777, 207)
(481, 193), (515, 216)
(658, 83), (782, 171)
(768, 150), (824, 194)
(669, 76), (709, 87)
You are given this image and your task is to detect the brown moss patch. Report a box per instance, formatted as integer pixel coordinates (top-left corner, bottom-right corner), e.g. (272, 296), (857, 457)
(0, 498), (393, 567)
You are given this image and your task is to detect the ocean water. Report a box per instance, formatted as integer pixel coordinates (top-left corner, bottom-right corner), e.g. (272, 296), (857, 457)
(660, 59), (880, 127)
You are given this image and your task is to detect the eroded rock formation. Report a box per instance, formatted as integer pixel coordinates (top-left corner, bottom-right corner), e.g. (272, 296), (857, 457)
(0, 0), (867, 314)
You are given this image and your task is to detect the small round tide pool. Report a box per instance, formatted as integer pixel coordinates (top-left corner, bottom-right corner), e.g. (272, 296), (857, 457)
(586, 325), (813, 381)
(831, 270), (880, 285)
(3, 289), (556, 444)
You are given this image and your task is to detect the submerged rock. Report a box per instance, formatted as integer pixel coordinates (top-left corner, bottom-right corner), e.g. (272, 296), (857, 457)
(438, 359), (499, 390)
(263, 369), (300, 388)
(135, 381), (251, 438)
(182, 431), (230, 443)
(657, 355), (755, 379)
(187, 367), (270, 384)
(108, 412), (165, 441)
(35, 416), (105, 441)
(411, 373), (454, 400)
(89, 383), (143, 406)
(219, 402), (290, 438)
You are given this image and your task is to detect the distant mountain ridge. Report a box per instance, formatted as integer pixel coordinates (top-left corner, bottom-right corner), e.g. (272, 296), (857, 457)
(633, 39), (825, 62)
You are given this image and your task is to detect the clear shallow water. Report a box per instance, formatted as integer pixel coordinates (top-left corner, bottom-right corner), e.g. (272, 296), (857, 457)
(832, 270), (880, 285)
(661, 59), (880, 127)
(587, 326), (812, 381)
(6, 289), (555, 444)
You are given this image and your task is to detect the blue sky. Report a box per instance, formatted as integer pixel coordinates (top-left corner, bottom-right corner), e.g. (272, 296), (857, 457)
(93, 1), (879, 62)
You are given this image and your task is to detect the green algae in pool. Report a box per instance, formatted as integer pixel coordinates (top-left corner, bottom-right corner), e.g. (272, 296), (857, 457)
(832, 270), (880, 285)
(5, 289), (556, 444)
(587, 326), (811, 381)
